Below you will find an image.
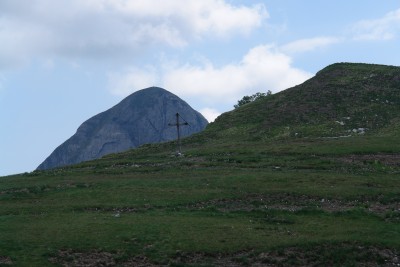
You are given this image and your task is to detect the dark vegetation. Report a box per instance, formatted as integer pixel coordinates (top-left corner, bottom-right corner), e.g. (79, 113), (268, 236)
(1, 63), (400, 266)
(234, 91), (272, 109)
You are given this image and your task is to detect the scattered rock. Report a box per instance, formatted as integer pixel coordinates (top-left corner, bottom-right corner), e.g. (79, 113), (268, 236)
(338, 153), (400, 167)
(183, 193), (400, 215)
(0, 256), (12, 265)
(171, 243), (400, 267)
(49, 249), (156, 267)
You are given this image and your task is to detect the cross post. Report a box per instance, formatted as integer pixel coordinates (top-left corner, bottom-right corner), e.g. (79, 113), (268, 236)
(168, 113), (189, 155)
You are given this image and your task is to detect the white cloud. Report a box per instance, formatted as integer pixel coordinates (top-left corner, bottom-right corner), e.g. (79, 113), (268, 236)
(0, 0), (267, 68)
(108, 44), (312, 109)
(199, 108), (221, 122)
(84, 0), (267, 38)
(352, 8), (400, 41)
(162, 45), (312, 105)
(108, 67), (158, 96)
(281, 36), (342, 54)
(0, 17), (46, 68)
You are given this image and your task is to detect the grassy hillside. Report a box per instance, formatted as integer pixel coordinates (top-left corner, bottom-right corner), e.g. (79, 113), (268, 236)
(1, 63), (400, 266)
(206, 63), (400, 141)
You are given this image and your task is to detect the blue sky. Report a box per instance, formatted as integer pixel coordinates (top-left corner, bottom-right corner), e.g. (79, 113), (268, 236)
(1, 0), (400, 176)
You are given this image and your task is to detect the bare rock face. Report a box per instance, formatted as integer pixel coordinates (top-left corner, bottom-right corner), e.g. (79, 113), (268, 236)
(37, 87), (208, 170)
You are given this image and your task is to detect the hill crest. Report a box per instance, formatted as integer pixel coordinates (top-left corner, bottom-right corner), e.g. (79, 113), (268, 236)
(206, 62), (400, 140)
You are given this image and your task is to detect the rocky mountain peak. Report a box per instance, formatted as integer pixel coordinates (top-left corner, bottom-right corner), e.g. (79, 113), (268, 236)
(37, 87), (208, 170)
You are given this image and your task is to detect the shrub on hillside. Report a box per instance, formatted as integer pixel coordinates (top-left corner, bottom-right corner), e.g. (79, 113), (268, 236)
(234, 90), (272, 109)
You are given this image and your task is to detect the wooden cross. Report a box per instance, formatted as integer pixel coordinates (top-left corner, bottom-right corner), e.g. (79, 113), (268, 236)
(168, 113), (189, 155)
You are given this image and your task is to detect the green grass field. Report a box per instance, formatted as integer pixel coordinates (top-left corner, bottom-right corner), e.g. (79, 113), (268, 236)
(1, 134), (400, 266)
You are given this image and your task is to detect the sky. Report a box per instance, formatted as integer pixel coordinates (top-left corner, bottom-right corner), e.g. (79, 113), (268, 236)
(1, 0), (400, 176)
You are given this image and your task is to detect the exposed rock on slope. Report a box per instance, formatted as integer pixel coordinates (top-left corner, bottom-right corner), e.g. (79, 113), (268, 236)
(37, 87), (208, 170)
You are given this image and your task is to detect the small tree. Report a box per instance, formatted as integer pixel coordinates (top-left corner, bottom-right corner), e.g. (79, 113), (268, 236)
(234, 90), (272, 109)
